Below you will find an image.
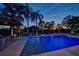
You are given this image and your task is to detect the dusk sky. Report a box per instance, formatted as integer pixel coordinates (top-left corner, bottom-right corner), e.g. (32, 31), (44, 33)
(0, 3), (79, 27)
(27, 3), (79, 26)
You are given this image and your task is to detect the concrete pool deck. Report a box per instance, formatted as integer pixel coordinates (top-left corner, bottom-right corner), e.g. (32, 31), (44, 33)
(0, 37), (27, 56)
(0, 35), (79, 56)
(34, 45), (79, 56)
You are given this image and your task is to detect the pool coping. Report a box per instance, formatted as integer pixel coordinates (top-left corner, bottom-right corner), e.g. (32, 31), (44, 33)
(33, 45), (79, 56)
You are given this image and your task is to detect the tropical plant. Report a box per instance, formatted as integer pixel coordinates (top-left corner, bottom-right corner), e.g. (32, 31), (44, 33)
(62, 15), (79, 33)
(38, 20), (45, 27)
(50, 21), (55, 28)
(31, 11), (44, 35)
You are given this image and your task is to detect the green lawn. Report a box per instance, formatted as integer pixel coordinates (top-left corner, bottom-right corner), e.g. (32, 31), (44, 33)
(71, 33), (79, 37)
(70, 29), (79, 37)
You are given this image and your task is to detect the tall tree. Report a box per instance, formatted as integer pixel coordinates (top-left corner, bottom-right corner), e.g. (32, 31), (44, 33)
(31, 11), (44, 35)
(62, 15), (79, 33)
(50, 21), (55, 29)
(38, 20), (45, 27)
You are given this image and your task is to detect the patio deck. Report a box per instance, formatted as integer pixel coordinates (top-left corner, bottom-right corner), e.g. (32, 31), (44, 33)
(0, 37), (27, 56)
(34, 45), (79, 56)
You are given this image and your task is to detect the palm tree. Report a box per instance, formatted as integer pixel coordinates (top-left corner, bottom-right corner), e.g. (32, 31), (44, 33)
(2, 3), (27, 37)
(21, 4), (32, 34)
(31, 11), (44, 35)
(62, 15), (79, 33)
(44, 21), (51, 34)
(38, 20), (45, 27)
(0, 8), (3, 18)
(50, 21), (55, 27)
(3, 3), (32, 27)
(49, 21), (55, 33)
(14, 4), (32, 34)
(56, 23), (62, 32)
(45, 21), (50, 28)
(24, 4), (32, 28)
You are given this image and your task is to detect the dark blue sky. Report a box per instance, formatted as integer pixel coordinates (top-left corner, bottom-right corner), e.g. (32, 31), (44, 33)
(27, 3), (79, 26)
(0, 3), (79, 27)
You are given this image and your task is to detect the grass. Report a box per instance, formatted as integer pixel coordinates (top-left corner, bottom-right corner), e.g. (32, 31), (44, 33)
(21, 32), (28, 36)
(70, 29), (79, 37)
(71, 33), (79, 37)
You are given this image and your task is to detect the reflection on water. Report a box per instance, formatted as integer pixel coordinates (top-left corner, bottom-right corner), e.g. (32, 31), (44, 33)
(20, 35), (79, 56)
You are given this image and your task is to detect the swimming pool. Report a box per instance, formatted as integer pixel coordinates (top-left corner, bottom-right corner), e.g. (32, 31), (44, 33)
(20, 35), (79, 56)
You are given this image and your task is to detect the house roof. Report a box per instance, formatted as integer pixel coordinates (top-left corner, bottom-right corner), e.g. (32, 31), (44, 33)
(0, 18), (22, 26)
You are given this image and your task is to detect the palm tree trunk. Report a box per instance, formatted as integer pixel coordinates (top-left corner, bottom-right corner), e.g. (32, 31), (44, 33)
(36, 20), (38, 36)
(27, 19), (29, 35)
(18, 26), (20, 38)
(27, 19), (29, 28)
(11, 27), (14, 37)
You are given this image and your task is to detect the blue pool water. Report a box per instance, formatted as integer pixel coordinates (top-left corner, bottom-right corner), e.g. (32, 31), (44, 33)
(20, 35), (79, 56)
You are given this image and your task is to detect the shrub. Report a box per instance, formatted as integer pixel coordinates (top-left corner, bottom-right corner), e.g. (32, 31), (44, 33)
(21, 32), (28, 36)
(74, 29), (79, 33)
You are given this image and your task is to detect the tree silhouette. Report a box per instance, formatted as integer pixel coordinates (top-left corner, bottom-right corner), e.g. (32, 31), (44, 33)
(31, 11), (44, 35)
(62, 15), (79, 33)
